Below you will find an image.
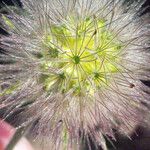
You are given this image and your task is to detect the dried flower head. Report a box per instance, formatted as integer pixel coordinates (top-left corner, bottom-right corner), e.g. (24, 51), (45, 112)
(0, 0), (150, 149)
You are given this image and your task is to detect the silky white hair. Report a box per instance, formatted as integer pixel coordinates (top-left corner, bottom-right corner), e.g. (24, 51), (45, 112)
(0, 0), (150, 149)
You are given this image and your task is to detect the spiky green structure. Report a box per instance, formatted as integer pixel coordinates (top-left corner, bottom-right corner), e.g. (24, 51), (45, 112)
(39, 17), (122, 96)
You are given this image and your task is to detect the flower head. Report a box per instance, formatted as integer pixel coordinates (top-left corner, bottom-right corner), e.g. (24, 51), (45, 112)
(0, 0), (150, 149)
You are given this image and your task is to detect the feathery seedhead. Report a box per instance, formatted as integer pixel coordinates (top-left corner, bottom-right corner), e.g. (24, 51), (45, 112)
(0, 0), (150, 149)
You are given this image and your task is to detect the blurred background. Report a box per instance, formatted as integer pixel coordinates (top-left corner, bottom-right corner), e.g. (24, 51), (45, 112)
(0, 0), (150, 150)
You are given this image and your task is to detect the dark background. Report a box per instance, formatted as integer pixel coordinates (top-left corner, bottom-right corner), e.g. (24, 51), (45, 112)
(0, 0), (150, 150)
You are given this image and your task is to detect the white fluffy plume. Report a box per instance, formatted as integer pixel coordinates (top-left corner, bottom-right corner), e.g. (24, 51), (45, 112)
(0, 0), (150, 149)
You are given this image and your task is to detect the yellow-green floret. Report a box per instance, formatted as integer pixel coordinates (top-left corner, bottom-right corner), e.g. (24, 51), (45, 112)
(39, 17), (122, 95)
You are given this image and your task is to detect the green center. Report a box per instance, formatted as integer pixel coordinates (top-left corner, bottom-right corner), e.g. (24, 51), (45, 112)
(37, 16), (122, 95)
(73, 56), (80, 64)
